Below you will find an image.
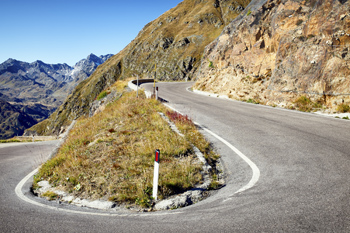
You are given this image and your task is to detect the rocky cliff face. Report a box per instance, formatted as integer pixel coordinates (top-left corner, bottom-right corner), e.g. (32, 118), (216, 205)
(120, 0), (250, 81)
(195, 0), (350, 110)
(28, 0), (250, 135)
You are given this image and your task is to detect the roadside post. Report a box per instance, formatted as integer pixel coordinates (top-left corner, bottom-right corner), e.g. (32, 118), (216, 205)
(153, 64), (157, 97)
(156, 87), (159, 100)
(153, 149), (160, 201)
(136, 75), (139, 98)
(153, 80), (156, 98)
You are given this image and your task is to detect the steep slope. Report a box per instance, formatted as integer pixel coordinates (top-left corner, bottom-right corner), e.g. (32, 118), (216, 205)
(195, 0), (350, 111)
(121, 0), (249, 81)
(0, 99), (37, 139)
(28, 0), (250, 135)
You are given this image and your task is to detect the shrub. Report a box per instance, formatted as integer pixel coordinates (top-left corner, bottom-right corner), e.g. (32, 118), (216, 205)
(97, 91), (108, 100)
(296, 19), (303, 26)
(42, 191), (59, 200)
(294, 96), (322, 112)
(337, 104), (350, 113)
(208, 61), (214, 68)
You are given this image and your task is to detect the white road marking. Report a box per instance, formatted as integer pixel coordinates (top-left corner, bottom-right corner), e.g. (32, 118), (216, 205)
(15, 163), (182, 217)
(164, 103), (260, 201)
(200, 128), (260, 200)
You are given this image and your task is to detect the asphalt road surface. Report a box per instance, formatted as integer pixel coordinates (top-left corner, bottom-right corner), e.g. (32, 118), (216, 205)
(1, 82), (349, 232)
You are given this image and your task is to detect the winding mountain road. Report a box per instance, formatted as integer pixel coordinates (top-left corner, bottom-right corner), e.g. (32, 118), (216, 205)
(1, 82), (349, 232)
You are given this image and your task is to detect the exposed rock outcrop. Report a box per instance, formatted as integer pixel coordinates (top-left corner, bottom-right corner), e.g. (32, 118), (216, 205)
(195, 0), (350, 110)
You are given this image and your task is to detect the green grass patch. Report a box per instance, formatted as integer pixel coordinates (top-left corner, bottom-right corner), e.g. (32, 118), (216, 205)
(0, 137), (35, 143)
(97, 90), (108, 100)
(42, 191), (59, 200)
(208, 174), (220, 190)
(0, 139), (21, 143)
(246, 98), (260, 104)
(294, 96), (323, 112)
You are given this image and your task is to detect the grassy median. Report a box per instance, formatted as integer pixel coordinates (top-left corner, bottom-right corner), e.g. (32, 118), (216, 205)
(33, 88), (218, 208)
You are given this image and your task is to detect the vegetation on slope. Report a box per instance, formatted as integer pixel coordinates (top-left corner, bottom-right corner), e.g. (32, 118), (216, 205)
(33, 89), (219, 208)
(27, 0), (250, 136)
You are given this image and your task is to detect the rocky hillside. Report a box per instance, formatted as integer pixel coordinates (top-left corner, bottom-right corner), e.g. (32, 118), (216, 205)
(121, 0), (249, 81)
(28, 0), (250, 135)
(194, 0), (350, 111)
(0, 99), (37, 139)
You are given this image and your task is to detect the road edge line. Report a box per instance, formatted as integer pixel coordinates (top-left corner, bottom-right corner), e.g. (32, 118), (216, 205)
(164, 103), (260, 200)
(15, 167), (181, 216)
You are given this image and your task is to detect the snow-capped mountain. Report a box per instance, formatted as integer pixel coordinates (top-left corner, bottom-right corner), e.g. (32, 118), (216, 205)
(0, 53), (113, 105)
(70, 54), (113, 79)
(0, 53), (114, 136)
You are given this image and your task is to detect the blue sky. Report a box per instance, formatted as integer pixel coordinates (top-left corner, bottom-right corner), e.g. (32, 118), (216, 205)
(0, 0), (182, 66)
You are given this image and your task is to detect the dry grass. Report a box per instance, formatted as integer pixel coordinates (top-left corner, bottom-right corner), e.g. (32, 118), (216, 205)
(165, 111), (219, 165)
(33, 90), (211, 208)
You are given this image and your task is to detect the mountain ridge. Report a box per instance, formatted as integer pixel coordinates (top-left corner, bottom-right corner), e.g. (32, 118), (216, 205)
(0, 53), (113, 139)
(0, 53), (113, 107)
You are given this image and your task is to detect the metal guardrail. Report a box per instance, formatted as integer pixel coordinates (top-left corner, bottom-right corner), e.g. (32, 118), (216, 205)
(128, 79), (155, 98)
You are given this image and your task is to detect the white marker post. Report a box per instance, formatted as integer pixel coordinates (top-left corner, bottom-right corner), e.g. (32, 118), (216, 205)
(153, 149), (160, 201)
(156, 87), (159, 100)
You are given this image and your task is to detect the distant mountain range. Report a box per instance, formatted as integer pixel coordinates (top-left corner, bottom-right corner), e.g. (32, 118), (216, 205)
(0, 53), (113, 139)
(0, 53), (113, 107)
